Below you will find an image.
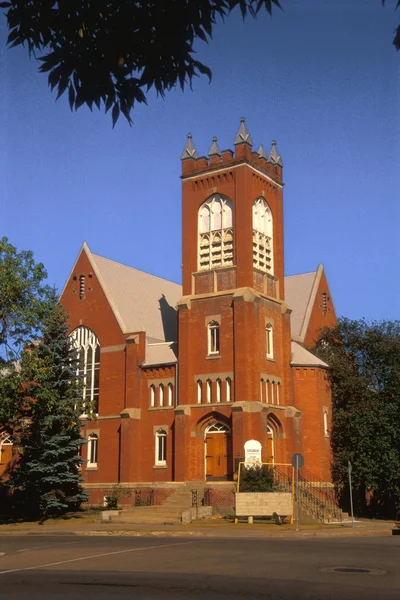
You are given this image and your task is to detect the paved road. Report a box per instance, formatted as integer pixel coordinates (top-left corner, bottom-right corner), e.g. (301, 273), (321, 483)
(0, 535), (399, 599)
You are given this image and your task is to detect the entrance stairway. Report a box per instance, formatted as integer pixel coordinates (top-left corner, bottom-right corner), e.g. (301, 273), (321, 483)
(108, 482), (214, 525)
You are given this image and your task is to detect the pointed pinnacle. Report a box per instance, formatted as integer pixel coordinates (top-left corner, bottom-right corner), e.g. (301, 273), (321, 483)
(268, 140), (283, 166)
(181, 133), (198, 160)
(208, 136), (222, 157)
(257, 144), (268, 160)
(234, 117), (253, 146)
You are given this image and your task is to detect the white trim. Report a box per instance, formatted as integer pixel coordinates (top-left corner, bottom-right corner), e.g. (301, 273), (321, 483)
(87, 433), (98, 468)
(182, 162), (283, 188)
(155, 429), (167, 466)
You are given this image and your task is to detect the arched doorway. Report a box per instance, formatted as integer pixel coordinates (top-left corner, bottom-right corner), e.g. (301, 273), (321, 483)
(205, 422), (233, 481)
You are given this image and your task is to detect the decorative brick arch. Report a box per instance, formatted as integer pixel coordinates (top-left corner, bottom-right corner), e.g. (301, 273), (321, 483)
(194, 411), (232, 436)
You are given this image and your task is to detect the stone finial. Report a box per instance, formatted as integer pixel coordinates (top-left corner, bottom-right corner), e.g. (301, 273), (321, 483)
(268, 140), (283, 166)
(234, 117), (253, 146)
(257, 144), (268, 160)
(181, 133), (198, 160)
(208, 136), (222, 157)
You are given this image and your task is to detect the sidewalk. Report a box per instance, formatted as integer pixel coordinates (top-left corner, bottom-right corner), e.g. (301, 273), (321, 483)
(0, 515), (394, 539)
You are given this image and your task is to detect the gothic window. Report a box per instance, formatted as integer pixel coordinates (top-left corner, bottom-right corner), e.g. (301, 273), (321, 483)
(226, 377), (232, 402)
(266, 323), (274, 359)
(69, 326), (100, 415)
(323, 410), (329, 437)
(87, 433), (98, 467)
(252, 197), (273, 273)
(168, 383), (173, 407)
(216, 378), (222, 403)
(155, 429), (167, 465)
(159, 384), (164, 407)
(197, 380), (202, 404)
(208, 321), (220, 355)
(206, 379), (212, 403)
(150, 384), (155, 407)
(198, 195), (234, 270)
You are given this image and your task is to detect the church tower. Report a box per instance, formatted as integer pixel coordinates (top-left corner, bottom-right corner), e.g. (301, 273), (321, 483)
(175, 120), (296, 481)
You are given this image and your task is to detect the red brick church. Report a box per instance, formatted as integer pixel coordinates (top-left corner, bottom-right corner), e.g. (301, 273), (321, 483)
(59, 119), (337, 503)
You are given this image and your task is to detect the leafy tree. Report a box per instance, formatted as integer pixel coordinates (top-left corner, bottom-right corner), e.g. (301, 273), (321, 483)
(9, 294), (88, 518)
(2, 1), (397, 126)
(313, 318), (400, 518)
(0, 237), (52, 362)
(239, 464), (277, 492)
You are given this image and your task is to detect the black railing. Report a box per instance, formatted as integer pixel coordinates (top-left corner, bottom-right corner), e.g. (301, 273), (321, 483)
(191, 488), (213, 507)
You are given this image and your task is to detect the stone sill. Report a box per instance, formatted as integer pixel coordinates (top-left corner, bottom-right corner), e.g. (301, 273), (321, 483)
(206, 354), (221, 360)
(153, 464), (167, 470)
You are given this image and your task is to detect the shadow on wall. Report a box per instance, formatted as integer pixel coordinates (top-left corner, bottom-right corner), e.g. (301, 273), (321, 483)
(159, 294), (178, 347)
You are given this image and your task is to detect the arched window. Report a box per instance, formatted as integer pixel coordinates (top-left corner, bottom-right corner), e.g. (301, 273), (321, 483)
(0, 433), (13, 465)
(208, 320), (220, 355)
(87, 433), (98, 467)
(216, 378), (222, 403)
(323, 410), (329, 437)
(206, 422), (230, 434)
(159, 384), (164, 407)
(252, 197), (273, 273)
(155, 429), (167, 465)
(266, 323), (274, 359)
(69, 327), (100, 414)
(168, 383), (173, 407)
(206, 379), (212, 403)
(226, 377), (232, 402)
(197, 380), (202, 404)
(198, 195), (234, 270)
(150, 384), (156, 407)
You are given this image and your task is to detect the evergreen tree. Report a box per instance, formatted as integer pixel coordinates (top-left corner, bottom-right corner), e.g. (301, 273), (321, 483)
(11, 294), (88, 518)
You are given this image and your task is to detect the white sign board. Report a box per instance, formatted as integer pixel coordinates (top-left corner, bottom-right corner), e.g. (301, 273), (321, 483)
(236, 492), (292, 517)
(244, 439), (262, 466)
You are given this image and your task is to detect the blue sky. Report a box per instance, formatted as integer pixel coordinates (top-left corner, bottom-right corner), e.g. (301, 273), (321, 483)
(1, 0), (399, 321)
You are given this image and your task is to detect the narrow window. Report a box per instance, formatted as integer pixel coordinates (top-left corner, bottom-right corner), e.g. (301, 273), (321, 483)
(206, 379), (212, 403)
(197, 380), (202, 404)
(150, 384), (155, 407)
(276, 382), (280, 406)
(159, 384), (164, 407)
(208, 321), (220, 355)
(69, 326), (100, 415)
(271, 382), (275, 405)
(252, 197), (273, 273)
(265, 380), (269, 404)
(79, 274), (86, 299)
(266, 323), (273, 359)
(323, 410), (329, 436)
(226, 377), (232, 402)
(87, 433), (98, 467)
(322, 291), (328, 316)
(155, 429), (167, 465)
(260, 379), (264, 403)
(168, 383), (173, 407)
(216, 378), (221, 403)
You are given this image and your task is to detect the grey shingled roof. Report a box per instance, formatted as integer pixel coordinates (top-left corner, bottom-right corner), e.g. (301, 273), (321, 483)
(89, 250), (182, 341)
(285, 269), (319, 342)
(144, 342), (178, 366)
(291, 342), (328, 368)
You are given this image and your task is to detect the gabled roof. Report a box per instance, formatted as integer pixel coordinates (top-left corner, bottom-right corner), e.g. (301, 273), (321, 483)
(63, 244), (182, 342)
(285, 265), (323, 343)
(290, 341), (328, 368)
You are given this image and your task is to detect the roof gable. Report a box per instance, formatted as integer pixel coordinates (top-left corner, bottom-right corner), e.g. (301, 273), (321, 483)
(285, 266), (323, 343)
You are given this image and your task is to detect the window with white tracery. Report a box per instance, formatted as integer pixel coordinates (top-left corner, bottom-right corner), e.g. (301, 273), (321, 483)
(252, 197), (273, 273)
(155, 429), (167, 465)
(207, 320), (220, 355)
(266, 323), (274, 359)
(198, 195), (234, 270)
(69, 326), (100, 415)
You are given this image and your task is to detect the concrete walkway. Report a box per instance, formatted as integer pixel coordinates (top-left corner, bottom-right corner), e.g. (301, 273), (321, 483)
(0, 515), (395, 539)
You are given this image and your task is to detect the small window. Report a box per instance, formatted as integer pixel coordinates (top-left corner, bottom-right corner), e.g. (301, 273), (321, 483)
(323, 410), (329, 436)
(206, 379), (212, 403)
(208, 321), (220, 355)
(168, 383), (173, 407)
(216, 378), (222, 403)
(266, 323), (273, 359)
(79, 274), (86, 299)
(322, 292), (328, 316)
(155, 429), (167, 465)
(87, 433), (98, 467)
(159, 384), (164, 407)
(150, 384), (155, 407)
(197, 380), (202, 404)
(276, 382), (280, 406)
(226, 377), (232, 402)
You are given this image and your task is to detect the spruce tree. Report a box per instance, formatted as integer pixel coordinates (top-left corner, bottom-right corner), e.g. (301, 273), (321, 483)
(12, 294), (88, 518)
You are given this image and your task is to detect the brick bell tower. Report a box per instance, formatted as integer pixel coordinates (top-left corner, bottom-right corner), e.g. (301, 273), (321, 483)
(175, 119), (295, 482)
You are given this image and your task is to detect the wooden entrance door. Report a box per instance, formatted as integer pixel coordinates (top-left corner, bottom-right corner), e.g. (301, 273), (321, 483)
(205, 423), (232, 480)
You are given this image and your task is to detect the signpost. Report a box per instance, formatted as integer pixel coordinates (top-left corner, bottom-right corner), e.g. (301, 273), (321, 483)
(348, 460), (355, 528)
(291, 453), (304, 531)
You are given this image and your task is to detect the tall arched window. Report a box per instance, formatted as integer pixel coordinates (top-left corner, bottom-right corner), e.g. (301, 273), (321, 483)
(266, 323), (274, 359)
(252, 197), (273, 273)
(155, 429), (167, 465)
(69, 327), (100, 415)
(87, 433), (98, 467)
(207, 320), (220, 355)
(168, 383), (173, 407)
(159, 383), (164, 407)
(150, 384), (156, 407)
(198, 195), (233, 270)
